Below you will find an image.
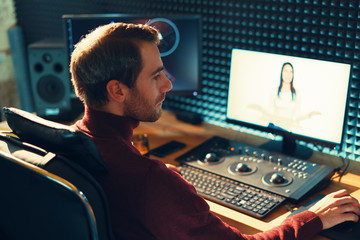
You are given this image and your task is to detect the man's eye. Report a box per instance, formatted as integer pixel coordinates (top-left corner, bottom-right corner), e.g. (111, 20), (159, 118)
(154, 75), (160, 80)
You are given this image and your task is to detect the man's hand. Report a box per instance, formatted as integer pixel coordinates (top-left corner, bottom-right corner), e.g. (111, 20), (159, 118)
(309, 189), (360, 230)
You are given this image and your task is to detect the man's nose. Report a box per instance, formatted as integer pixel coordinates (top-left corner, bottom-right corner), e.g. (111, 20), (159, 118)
(161, 72), (173, 93)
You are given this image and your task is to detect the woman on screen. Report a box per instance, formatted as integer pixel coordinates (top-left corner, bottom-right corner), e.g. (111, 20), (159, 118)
(249, 62), (320, 131)
(270, 62), (301, 130)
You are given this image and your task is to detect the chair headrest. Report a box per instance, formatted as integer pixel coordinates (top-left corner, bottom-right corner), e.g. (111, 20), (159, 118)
(3, 107), (107, 174)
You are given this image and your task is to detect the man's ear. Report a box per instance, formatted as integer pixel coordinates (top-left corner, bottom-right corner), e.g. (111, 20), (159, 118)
(106, 80), (128, 103)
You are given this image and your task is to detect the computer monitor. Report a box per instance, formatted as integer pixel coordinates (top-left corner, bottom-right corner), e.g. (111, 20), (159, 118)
(62, 13), (201, 96)
(226, 48), (351, 159)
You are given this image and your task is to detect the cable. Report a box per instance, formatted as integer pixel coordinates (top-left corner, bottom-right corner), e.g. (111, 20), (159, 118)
(333, 155), (351, 183)
(285, 204), (295, 213)
(339, 156), (351, 182)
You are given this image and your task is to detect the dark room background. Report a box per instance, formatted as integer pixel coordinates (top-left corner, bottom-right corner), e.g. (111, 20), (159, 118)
(12, 0), (360, 161)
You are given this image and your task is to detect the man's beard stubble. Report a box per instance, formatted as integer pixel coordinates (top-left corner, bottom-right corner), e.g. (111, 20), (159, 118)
(124, 89), (166, 122)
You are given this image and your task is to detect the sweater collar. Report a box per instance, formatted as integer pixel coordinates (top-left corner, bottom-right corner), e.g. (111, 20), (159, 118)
(77, 106), (140, 143)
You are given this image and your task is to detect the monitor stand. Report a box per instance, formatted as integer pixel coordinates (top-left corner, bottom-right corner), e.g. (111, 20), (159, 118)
(259, 136), (313, 160)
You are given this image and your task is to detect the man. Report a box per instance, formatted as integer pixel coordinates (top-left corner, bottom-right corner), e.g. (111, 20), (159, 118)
(71, 22), (360, 239)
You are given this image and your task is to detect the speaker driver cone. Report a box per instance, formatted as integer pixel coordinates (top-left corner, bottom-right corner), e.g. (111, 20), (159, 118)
(37, 75), (65, 103)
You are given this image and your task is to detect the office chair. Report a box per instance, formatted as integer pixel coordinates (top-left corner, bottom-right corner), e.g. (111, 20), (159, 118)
(0, 107), (114, 240)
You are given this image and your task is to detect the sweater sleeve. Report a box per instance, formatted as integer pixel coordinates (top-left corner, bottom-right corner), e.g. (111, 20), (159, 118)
(143, 161), (323, 240)
(240, 210), (323, 239)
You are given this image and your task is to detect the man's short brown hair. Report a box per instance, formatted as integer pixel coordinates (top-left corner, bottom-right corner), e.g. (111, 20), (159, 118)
(70, 22), (160, 108)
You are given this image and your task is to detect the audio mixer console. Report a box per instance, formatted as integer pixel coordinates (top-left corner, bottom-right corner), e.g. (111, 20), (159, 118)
(176, 136), (335, 205)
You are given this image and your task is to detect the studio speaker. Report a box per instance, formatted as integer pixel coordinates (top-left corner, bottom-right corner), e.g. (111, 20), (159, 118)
(27, 39), (71, 119)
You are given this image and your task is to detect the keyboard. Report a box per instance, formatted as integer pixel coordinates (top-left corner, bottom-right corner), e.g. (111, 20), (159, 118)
(179, 164), (286, 218)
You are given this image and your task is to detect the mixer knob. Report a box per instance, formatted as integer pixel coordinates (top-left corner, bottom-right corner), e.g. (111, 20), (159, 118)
(270, 172), (285, 184)
(204, 152), (219, 163)
(269, 156), (273, 163)
(235, 162), (251, 172)
(277, 158), (282, 166)
(261, 153), (266, 160)
(253, 151), (258, 158)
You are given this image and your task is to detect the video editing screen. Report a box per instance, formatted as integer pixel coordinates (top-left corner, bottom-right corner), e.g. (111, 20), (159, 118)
(63, 14), (201, 96)
(226, 48), (351, 149)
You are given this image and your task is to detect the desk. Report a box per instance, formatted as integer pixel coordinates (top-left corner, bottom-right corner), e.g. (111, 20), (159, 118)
(134, 110), (360, 239)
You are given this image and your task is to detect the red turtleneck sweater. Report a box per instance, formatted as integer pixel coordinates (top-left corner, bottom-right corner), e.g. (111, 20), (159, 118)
(75, 106), (323, 240)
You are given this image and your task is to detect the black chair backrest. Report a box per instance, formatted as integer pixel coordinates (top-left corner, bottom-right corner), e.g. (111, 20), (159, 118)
(0, 146), (98, 240)
(0, 107), (114, 240)
(3, 107), (107, 174)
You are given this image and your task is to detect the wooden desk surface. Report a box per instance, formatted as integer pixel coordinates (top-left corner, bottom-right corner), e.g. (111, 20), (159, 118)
(134, 110), (360, 239)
